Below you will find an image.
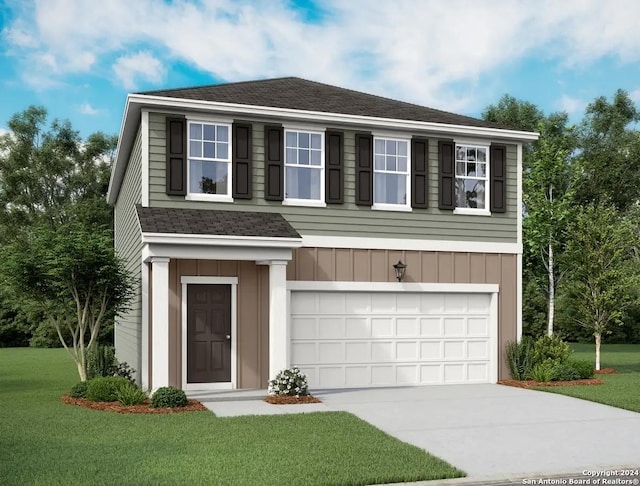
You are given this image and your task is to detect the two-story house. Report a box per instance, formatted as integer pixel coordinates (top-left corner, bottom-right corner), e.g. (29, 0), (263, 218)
(107, 77), (538, 392)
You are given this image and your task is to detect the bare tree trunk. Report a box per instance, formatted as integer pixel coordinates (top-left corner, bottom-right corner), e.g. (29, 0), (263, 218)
(547, 240), (555, 336)
(595, 332), (601, 371)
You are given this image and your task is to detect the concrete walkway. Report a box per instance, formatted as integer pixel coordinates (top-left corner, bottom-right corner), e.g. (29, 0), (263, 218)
(192, 384), (640, 478)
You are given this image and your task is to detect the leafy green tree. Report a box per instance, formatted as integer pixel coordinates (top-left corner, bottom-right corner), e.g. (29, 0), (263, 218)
(573, 89), (640, 211)
(1, 224), (133, 380)
(523, 113), (576, 336)
(483, 96), (576, 337)
(563, 203), (640, 370)
(0, 106), (115, 242)
(0, 106), (116, 347)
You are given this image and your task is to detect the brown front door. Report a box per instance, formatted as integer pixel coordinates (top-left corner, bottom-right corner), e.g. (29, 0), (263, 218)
(187, 284), (232, 383)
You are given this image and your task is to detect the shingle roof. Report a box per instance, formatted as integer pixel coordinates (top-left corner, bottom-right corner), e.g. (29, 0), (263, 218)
(140, 77), (503, 129)
(136, 206), (301, 239)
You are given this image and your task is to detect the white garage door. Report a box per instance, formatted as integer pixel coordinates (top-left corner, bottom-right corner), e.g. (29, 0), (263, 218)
(290, 290), (495, 388)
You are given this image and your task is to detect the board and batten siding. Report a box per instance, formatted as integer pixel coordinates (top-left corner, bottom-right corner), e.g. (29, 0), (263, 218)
(287, 248), (517, 380)
(147, 113), (517, 243)
(167, 259), (270, 389)
(114, 126), (143, 380)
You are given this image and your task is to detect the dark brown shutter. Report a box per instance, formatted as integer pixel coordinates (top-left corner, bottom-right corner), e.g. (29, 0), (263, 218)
(438, 140), (455, 210)
(490, 144), (507, 213)
(411, 138), (429, 209)
(355, 133), (373, 206)
(325, 130), (343, 204)
(166, 117), (187, 196)
(264, 125), (284, 201)
(232, 122), (252, 199)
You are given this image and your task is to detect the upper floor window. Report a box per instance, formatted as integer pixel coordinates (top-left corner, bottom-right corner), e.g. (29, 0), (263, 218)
(374, 137), (410, 209)
(188, 121), (232, 200)
(455, 143), (489, 211)
(285, 129), (324, 205)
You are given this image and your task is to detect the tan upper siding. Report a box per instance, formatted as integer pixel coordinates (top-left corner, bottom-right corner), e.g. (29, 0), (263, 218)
(114, 125), (143, 378)
(147, 113), (517, 243)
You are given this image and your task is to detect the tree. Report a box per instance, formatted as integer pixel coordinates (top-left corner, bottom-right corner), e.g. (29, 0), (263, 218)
(0, 106), (117, 347)
(563, 203), (640, 370)
(523, 113), (576, 335)
(0, 106), (115, 243)
(483, 96), (576, 337)
(1, 224), (133, 380)
(573, 90), (640, 212)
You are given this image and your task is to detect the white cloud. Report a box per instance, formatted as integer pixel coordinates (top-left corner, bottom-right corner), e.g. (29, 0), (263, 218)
(557, 94), (587, 116)
(0, 128), (10, 137)
(112, 51), (166, 90)
(4, 0), (640, 111)
(630, 89), (640, 103)
(78, 103), (101, 116)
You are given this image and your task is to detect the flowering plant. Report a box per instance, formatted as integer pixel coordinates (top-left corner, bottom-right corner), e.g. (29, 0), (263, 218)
(268, 367), (309, 396)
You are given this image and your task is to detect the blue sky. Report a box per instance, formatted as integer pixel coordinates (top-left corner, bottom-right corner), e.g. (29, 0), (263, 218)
(1, 0), (640, 138)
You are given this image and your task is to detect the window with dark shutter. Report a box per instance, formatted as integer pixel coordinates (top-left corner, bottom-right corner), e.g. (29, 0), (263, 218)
(166, 117), (187, 196)
(411, 137), (429, 209)
(490, 144), (507, 213)
(325, 130), (343, 204)
(264, 125), (284, 201)
(438, 140), (455, 210)
(355, 133), (373, 206)
(232, 122), (252, 199)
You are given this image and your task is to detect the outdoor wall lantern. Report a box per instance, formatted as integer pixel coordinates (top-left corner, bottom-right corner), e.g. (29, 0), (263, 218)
(393, 260), (407, 282)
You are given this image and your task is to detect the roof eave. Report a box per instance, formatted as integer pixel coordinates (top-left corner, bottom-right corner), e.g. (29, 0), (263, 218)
(141, 232), (303, 248)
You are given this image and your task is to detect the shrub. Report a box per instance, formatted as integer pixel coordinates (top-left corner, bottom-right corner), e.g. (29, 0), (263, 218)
(528, 362), (555, 382)
(116, 382), (148, 406)
(69, 381), (89, 398)
(568, 359), (595, 379)
(552, 362), (580, 381)
(86, 376), (131, 402)
(151, 387), (188, 408)
(533, 335), (572, 366)
(505, 337), (535, 380)
(115, 362), (136, 383)
(268, 367), (309, 396)
(87, 345), (118, 380)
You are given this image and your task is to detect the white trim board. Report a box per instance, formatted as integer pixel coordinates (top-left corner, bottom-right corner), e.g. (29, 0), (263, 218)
(128, 94), (540, 141)
(300, 235), (522, 254)
(142, 232), (302, 248)
(142, 243), (294, 263)
(180, 276), (238, 391)
(287, 281), (499, 293)
(141, 110), (150, 207)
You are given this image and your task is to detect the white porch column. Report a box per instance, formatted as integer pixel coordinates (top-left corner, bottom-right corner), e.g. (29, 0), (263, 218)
(267, 260), (289, 380)
(150, 257), (170, 390)
(140, 261), (150, 391)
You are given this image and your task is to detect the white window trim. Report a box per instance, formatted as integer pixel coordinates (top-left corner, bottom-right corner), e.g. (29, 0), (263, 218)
(453, 140), (490, 215)
(373, 136), (411, 210)
(283, 128), (325, 206)
(181, 276), (238, 391)
(186, 120), (233, 202)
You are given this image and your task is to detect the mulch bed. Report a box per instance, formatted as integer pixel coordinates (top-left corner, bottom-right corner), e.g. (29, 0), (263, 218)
(61, 395), (208, 414)
(264, 394), (322, 405)
(498, 378), (604, 389)
(595, 367), (618, 374)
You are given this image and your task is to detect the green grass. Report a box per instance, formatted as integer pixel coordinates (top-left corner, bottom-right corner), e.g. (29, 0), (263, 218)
(534, 343), (640, 413)
(0, 348), (463, 485)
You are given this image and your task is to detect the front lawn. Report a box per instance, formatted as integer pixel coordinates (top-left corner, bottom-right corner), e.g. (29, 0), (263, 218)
(0, 348), (463, 485)
(534, 343), (640, 413)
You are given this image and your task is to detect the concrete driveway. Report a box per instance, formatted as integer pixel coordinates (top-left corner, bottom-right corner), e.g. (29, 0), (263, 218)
(314, 384), (640, 478)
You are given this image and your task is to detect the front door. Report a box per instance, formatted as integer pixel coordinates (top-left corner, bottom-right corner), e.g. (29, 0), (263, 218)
(187, 284), (232, 383)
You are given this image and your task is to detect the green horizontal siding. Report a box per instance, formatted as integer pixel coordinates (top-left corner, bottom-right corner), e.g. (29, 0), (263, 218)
(148, 113), (517, 243)
(114, 126), (143, 381)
